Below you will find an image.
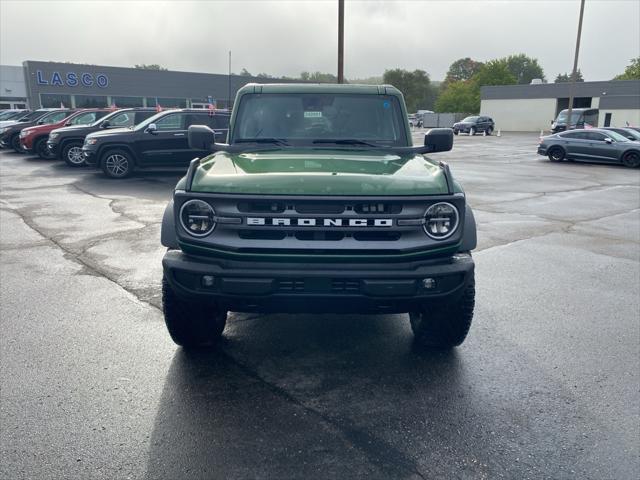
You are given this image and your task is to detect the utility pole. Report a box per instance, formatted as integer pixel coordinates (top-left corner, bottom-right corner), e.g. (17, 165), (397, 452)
(566, 0), (586, 130)
(337, 0), (344, 83)
(228, 50), (232, 110)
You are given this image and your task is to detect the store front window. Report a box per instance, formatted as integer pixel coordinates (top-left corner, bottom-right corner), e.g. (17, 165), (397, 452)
(75, 95), (108, 108)
(40, 94), (72, 108)
(112, 96), (144, 107)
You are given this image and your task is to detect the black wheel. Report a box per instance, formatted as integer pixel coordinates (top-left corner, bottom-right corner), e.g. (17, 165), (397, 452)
(486, 127), (493, 136)
(453, 130), (459, 136)
(101, 149), (133, 178)
(409, 278), (475, 348)
(469, 127), (476, 136)
(10, 134), (22, 153)
(621, 151), (640, 168)
(162, 275), (227, 348)
(35, 138), (52, 159)
(63, 142), (86, 167)
(547, 147), (565, 162)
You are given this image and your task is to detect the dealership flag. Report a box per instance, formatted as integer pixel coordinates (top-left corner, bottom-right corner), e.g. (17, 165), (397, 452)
(584, 123), (594, 129)
(208, 103), (215, 117)
(110, 103), (118, 111)
(60, 102), (65, 108)
(156, 104), (162, 113)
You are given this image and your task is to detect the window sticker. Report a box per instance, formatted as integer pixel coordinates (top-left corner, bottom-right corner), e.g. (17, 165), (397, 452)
(304, 111), (323, 118)
(383, 101), (390, 109)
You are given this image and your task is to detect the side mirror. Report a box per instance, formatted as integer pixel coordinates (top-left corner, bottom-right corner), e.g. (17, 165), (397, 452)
(605, 137), (613, 144)
(424, 128), (453, 153)
(64, 121), (72, 126)
(145, 123), (157, 134)
(188, 124), (216, 151)
(37, 120), (44, 125)
(100, 120), (110, 129)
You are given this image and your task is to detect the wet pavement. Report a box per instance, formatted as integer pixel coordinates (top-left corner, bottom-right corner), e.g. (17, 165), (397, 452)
(1, 132), (639, 479)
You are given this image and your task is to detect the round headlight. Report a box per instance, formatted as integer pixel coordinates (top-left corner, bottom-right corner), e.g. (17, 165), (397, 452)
(49, 133), (59, 139)
(423, 202), (459, 240)
(180, 199), (216, 237)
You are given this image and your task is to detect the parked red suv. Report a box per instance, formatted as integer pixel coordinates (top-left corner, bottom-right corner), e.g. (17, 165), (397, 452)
(20, 109), (111, 158)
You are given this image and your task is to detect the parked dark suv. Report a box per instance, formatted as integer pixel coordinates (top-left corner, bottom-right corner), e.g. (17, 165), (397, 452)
(452, 116), (495, 135)
(48, 108), (156, 166)
(82, 109), (231, 178)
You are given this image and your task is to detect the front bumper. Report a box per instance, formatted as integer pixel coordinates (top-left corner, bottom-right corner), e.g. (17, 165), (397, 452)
(82, 147), (98, 166)
(162, 250), (475, 313)
(537, 146), (547, 155)
(47, 141), (60, 156)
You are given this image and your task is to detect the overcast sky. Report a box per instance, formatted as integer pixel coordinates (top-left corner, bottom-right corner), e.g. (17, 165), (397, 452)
(1, 0), (638, 81)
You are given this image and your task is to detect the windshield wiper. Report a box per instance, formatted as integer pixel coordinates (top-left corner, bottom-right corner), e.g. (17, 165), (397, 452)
(235, 138), (290, 146)
(312, 139), (380, 147)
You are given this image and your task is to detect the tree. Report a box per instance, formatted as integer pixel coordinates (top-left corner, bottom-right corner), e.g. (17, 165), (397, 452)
(300, 71), (337, 83)
(504, 54), (545, 84)
(444, 58), (484, 84)
(134, 64), (167, 71)
(554, 70), (584, 83)
(239, 68), (252, 76)
(256, 72), (274, 79)
(472, 59), (518, 87)
(435, 81), (479, 113)
(382, 69), (438, 112)
(614, 57), (640, 80)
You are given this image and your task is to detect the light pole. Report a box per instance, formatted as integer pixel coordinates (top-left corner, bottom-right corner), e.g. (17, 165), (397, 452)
(228, 50), (232, 110)
(566, 0), (586, 129)
(338, 0), (344, 83)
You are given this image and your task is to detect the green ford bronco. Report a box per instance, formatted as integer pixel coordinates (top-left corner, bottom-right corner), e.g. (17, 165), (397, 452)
(160, 83), (477, 349)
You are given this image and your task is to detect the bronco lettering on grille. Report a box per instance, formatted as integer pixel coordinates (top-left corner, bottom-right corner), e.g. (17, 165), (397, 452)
(246, 218), (393, 227)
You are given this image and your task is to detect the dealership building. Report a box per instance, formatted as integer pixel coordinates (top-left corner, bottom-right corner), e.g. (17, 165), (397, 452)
(0, 60), (291, 110)
(480, 80), (640, 131)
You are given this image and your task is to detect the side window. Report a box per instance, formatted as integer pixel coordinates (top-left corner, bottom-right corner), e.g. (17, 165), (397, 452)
(155, 113), (186, 131)
(44, 111), (68, 124)
(207, 115), (230, 129)
(134, 111), (155, 124)
(109, 112), (135, 127)
(185, 114), (208, 128)
(69, 112), (97, 125)
(562, 131), (586, 140)
(586, 132), (606, 141)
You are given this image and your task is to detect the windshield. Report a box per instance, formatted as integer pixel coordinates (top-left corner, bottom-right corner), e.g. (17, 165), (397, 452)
(606, 130), (630, 142)
(0, 111), (19, 120)
(134, 111), (174, 131)
(556, 111), (582, 124)
(232, 93), (407, 147)
(620, 129), (640, 140)
(68, 111), (100, 125)
(19, 110), (46, 122)
(462, 116), (479, 122)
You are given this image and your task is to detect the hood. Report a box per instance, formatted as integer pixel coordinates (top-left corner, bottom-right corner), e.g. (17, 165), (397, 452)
(86, 127), (133, 139)
(52, 124), (97, 135)
(189, 149), (450, 196)
(0, 120), (20, 128)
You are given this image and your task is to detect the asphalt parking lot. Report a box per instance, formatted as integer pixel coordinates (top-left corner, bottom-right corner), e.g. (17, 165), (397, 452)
(1, 132), (639, 479)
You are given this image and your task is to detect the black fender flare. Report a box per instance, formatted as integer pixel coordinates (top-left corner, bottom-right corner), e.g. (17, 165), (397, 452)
(459, 204), (477, 252)
(59, 137), (85, 152)
(161, 200), (178, 249)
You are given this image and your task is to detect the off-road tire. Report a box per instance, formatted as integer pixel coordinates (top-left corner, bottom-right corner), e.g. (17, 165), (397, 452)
(486, 127), (493, 136)
(63, 142), (86, 167)
(10, 134), (22, 153)
(621, 151), (640, 168)
(162, 275), (227, 348)
(409, 279), (475, 348)
(469, 127), (476, 136)
(101, 149), (134, 179)
(548, 147), (565, 162)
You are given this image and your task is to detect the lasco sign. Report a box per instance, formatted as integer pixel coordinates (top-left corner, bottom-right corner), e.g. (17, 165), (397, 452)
(35, 70), (109, 88)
